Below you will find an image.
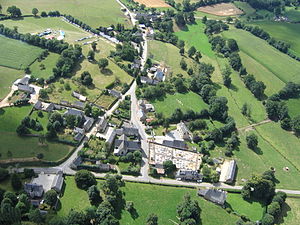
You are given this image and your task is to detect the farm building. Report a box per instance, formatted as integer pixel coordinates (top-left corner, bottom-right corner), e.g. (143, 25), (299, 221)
(198, 188), (227, 206)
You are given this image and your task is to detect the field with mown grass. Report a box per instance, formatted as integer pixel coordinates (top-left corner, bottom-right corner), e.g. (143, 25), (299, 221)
(285, 6), (300, 22)
(30, 52), (60, 79)
(1, 17), (91, 43)
(233, 1), (256, 16)
(151, 92), (208, 117)
(0, 0), (131, 28)
(0, 66), (23, 100)
(277, 198), (300, 225)
(0, 106), (72, 161)
(286, 98), (300, 118)
(0, 35), (43, 70)
(222, 28), (300, 84)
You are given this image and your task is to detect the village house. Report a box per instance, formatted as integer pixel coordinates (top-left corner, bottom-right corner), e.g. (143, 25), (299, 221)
(198, 188), (227, 206)
(108, 89), (122, 99)
(162, 139), (188, 150)
(177, 121), (192, 141)
(114, 134), (141, 156)
(72, 91), (87, 102)
(176, 169), (203, 182)
(97, 117), (108, 133)
(17, 84), (34, 94)
(83, 116), (94, 131)
(219, 160), (237, 184)
(72, 101), (85, 110)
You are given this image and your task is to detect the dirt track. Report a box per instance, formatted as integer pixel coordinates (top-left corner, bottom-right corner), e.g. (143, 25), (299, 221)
(134, 0), (170, 8)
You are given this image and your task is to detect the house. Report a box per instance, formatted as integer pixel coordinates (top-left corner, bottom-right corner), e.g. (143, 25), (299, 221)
(95, 161), (112, 172)
(18, 84), (34, 94)
(74, 132), (85, 142)
(198, 189), (227, 206)
(107, 129), (116, 147)
(24, 183), (44, 198)
(71, 156), (83, 169)
(114, 134), (141, 156)
(116, 125), (139, 137)
(64, 109), (84, 118)
(15, 75), (30, 86)
(97, 117), (108, 133)
(177, 121), (192, 141)
(176, 170), (203, 182)
(83, 116), (94, 131)
(108, 89), (122, 99)
(72, 91), (87, 102)
(45, 103), (55, 112)
(72, 101), (85, 110)
(51, 172), (63, 193)
(60, 100), (70, 106)
(131, 59), (141, 69)
(154, 69), (164, 82)
(219, 160), (237, 184)
(34, 101), (42, 110)
(145, 103), (155, 112)
(162, 140), (188, 150)
(140, 76), (158, 85)
(138, 109), (146, 122)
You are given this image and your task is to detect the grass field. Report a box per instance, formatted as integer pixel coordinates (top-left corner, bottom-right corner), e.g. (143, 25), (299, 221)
(1, 0), (131, 28)
(285, 6), (300, 22)
(286, 98), (300, 118)
(148, 40), (194, 77)
(151, 92), (208, 117)
(233, 1), (256, 16)
(0, 106), (72, 161)
(277, 198), (300, 225)
(1, 17), (91, 44)
(226, 193), (264, 221)
(30, 52), (60, 79)
(249, 21), (300, 57)
(175, 20), (215, 58)
(222, 28), (300, 84)
(0, 35), (43, 70)
(0, 66), (23, 100)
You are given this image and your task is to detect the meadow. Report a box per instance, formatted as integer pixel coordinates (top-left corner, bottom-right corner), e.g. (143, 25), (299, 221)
(150, 92), (208, 117)
(222, 28), (300, 84)
(0, 35), (43, 70)
(0, 66), (23, 100)
(233, 1), (256, 16)
(278, 198), (300, 225)
(285, 6), (300, 22)
(0, 106), (71, 161)
(1, 17), (91, 44)
(0, 0), (131, 28)
(30, 52), (60, 79)
(286, 98), (300, 118)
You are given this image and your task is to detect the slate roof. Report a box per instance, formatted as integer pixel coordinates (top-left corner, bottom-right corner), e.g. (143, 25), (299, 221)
(116, 126), (139, 137)
(97, 117), (108, 132)
(18, 84), (34, 93)
(176, 170), (203, 181)
(108, 89), (122, 98)
(72, 101), (85, 109)
(64, 109), (84, 117)
(34, 101), (42, 110)
(74, 132), (85, 142)
(83, 116), (94, 131)
(198, 189), (227, 205)
(225, 160), (236, 183)
(51, 172), (63, 193)
(162, 140), (187, 150)
(24, 183), (44, 198)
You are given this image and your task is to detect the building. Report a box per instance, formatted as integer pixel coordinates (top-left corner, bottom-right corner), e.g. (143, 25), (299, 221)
(219, 160), (237, 184)
(137, 109), (146, 122)
(73, 127), (85, 142)
(51, 172), (64, 193)
(97, 117), (108, 133)
(108, 89), (122, 99)
(106, 129), (116, 147)
(116, 125), (139, 137)
(154, 69), (164, 82)
(114, 134), (141, 156)
(131, 59), (141, 69)
(64, 108), (84, 118)
(72, 91), (87, 102)
(71, 156), (83, 169)
(34, 101), (42, 110)
(18, 84), (34, 94)
(198, 188), (227, 206)
(176, 170), (203, 182)
(140, 76), (158, 85)
(177, 121), (192, 141)
(72, 101), (85, 110)
(24, 183), (44, 198)
(83, 116), (94, 131)
(162, 140), (188, 150)
(14, 75), (30, 86)
(45, 103), (55, 112)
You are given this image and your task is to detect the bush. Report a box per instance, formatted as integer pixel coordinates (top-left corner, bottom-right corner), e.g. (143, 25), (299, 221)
(11, 173), (22, 190)
(0, 168), (9, 181)
(44, 190), (57, 207)
(75, 170), (96, 190)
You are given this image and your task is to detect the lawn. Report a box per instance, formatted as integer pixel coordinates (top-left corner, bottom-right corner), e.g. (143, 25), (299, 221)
(222, 28), (300, 84)
(0, 66), (23, 100)
(175, 20), (215, 58)
(147, 40), (194, 77)
(226, 193), (264, 221)
(1, 17), (91, 43)
(1, 0), (131, 28)
(277, 198), (300, 225)
(0, 174), (31, 192)
(30, 52), (60, 79)
(151, 92), (208, 117)
(286, 98), (300, 118)
(0, 106), (72, 161)
(233, 1), (256, 16)
(249, 21), (300, 57)
(94, 94), (117, 110)
(0, 35), (43, 70)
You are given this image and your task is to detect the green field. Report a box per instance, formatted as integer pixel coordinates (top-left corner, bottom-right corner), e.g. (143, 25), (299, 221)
(285, 6), (300, 22)
(233, 1), (256, 16)
(151, 92), (208, 117)
(148, 40), (194, 77)
(58, 177), (240, 224)
(1, 0), (131, 28)
(286, 98), (300, 118)
(250, 21), (300, 57)
(0, 35), (43, 70)
(222, 28), (300, 84)
(0, 106), (72, 161)
(278, 198), (300, 225)
(1, 17), (91, 43)
(175, 20), (215, 58)
(0, 66), (23, 100)
(30, 52), (60, 79)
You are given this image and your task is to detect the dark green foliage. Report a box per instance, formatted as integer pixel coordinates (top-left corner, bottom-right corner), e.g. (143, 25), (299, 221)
(65, 210), (88, 225)
(75, 170), (96, 190)
(163, 160), (176, 175)
(11, 173), (22, 190)
(246, 133), (258, 150)
(3, 192), (18, 206)
(0, 168), (8, 181)
(208, 96), (228, 121)
(261, 213), (274, 225)
(146, 213), (158, 225)
(44, 189), (58, 207)
(177, 194), (201, 224)
(87, 185), (102, 205)
(80, 71), (93, 86)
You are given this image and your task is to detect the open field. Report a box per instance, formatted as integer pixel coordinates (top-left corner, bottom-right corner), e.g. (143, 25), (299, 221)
(286, 98), (300, 118)
(249, 21), (300, 57)
(133, 0), (170, 8)
(0, 35), (43, 70)
(0, 0), (131, 28)
(175, 20), (215, 58)
(285, 6), (300, 22)
(197, 3), (243, 16)
(148, 40), (194, 77)
(277, 198), (300, 225)
(233, 1), (256, 16)
(222, 28), (300, 84)
(0, 106), (72, 161)
(1, 17), (91, 44)
(30, 52), (60, 79)
(0, 66), (23, 100)
(151, 92), (208, 117)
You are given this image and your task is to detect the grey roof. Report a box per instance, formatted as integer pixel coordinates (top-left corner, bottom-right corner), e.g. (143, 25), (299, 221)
(64, 109), (84, 117)
(24, 183), (44, 198)
(74, 132), (85, 142)
(74, 127), (84, 134)
(198, 189), (227, 205)
(162, 140), (187, 150)
(108, 89), (122, 98)
(19, 76), (30, 85)
(140, 76), (159, 85)
(71, 156), (83, 169)
(34, 101), (42, 110)
(225, 160), (237, 183)
(60, 100), (70, 106)
(107, 129), (116, 145)
(114, 134), (141, 155)
(72, 91), (81, 98)
(72, 101), (85, 109)
(18, 84), (34, 93)
(83, 117), (94, 131)
(45, 103), (55, 112)
(176, 170), (203, 181)
(154, 70), (164, 81)
(116, 126), (139, 137)
(97, 117), (108, 132)
(51, 172), (63, 193)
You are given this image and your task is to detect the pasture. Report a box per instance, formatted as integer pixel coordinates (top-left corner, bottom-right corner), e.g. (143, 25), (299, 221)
(151, 92), (208, 117)
(197, 3), (243, 16)
(0, 0), (131, 28)
(0, 35), (43, 70)
(0, 66), (23, 100)
(233, 1), (256, 16)
(286, 98), (300, 118)
(278, 198), (300, 225)
(0, 106), (72, 161)
(1, 17), (91, 43)
(285, 6), (300, 22)
(30, 52), (60, 79)
(133, 0), (170, 8)
(222, 28), (300, 84)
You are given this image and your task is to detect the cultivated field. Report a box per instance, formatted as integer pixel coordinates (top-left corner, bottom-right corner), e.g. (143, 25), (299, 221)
(30, 53), (60, 79)
(133, 0), (170, 8)
(0, 66), (23, 100)
(0, 35), (43, 70)
(0, 0), (131, 28)
(197, 3), (243, 16)
(1, 17), (91, 44)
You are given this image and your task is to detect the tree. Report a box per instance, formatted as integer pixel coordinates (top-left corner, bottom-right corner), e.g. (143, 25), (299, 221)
(95, 201), (118, 225)
(179, 47), (185, 55)
(98, 58), (109, 71)
(4, 191), (18, 206)
(267, 201), (281, 217)
(87, 185), (102, 205)
(246, 133), (258, 150)
(91, 106), (102, 119)
(0, 4), (2, 13)
(41, 11), (47, 17)
(163, 160), (176, 175)
(175, 12), (186, 27)
(87, 50), (95, 61)
(7, 6), (22, 17)
(292, 115), (300, 133)
(75, 170), (96, 190)
(146, 213), (158, 225)
(241, 103), (251, 117)
(39, 89), (48, 99)
(91, 42), (97, 51)
(208, 97), (228, 121)
(180, 58), (187, 70)
(177, 194), (201, 223)
(65, 210), (88, 225)
(222, 65), (231, 88)
(44, 190), (57, 207)
(0, 168), (9, 181)
(261, 213), (274, 225)
(80, 71), (93, 86)
(32, 8), (39, 16)
(195, 51), (202, 62)
(11, 173), (22, 190)
(125, 201), (134, 212)
(188, 46), (196, 58)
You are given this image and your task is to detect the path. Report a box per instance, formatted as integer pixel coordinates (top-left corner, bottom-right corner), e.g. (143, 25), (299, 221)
(237, 119), (272, 132)
(0, 86), (17, 108)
